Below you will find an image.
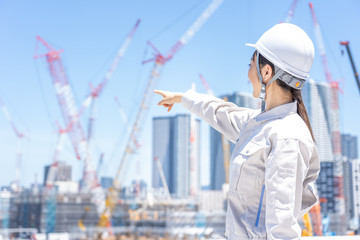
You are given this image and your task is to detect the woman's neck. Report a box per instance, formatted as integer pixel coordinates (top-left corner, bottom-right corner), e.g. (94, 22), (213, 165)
(265, 84), (292, 111)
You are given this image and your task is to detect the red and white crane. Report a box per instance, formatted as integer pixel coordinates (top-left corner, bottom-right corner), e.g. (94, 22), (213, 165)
(309, 3), (341, 94)
(284, 0), (298, 23)
(0, 97), (24, 191)
(34, 36), (105, 215)
(97, 0), (225, 229)
(80, 19), (141, 143)
(45, 121), (73, 189)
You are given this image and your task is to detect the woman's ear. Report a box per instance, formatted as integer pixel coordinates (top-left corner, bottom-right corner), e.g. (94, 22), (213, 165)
(261, 64), (273, 84)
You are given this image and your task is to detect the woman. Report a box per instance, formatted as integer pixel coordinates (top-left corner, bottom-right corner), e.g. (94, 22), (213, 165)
(154, 23), (320, 239)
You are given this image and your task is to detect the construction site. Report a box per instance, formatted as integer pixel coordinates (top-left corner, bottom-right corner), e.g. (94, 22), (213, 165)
(1, 0), (360, 239)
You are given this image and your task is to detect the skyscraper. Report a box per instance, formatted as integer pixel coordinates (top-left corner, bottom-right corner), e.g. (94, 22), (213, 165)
(302, 79), (345, 233)
(341, 134), (359, 229)
(351, 159), (360, 231)
(342, 134), (358, 160)
(152, 114), (200, 198)
(209, 92), (260, 190)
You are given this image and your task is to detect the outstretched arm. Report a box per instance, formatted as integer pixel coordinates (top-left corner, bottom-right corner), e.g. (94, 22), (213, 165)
(154, 89), (257, 143)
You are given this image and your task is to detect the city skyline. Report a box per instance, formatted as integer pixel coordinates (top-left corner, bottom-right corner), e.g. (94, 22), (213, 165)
(1, 1), (360, 189)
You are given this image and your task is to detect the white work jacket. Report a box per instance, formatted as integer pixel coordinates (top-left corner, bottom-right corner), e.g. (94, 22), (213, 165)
(181, 90), (320, 240)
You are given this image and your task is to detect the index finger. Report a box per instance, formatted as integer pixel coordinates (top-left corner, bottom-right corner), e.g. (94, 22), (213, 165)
(153, 89), (165, 97)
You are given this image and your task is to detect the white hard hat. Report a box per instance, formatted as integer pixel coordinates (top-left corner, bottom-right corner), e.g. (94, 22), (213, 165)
(246, 23), (315, 80)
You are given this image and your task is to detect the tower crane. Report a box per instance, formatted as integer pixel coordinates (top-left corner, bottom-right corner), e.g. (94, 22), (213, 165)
(96, 0), (224, 232)
(79, 19), (140, 143)
(114, 96), (138, 147)
(198, 74), (230, 184)
(34, 36), (105, 216)
(309, 3), (341, 92)
(309, 1), (343, 233)
(283, 0), (298, 23)
(154, 157), (172, 203)
(340, 41), (360, 95)
(0, 97), (24, 191)
(45, 121), (73, 189)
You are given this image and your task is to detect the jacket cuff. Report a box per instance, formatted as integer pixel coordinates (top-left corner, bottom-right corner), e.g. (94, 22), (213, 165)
(181, 89), (196, 110)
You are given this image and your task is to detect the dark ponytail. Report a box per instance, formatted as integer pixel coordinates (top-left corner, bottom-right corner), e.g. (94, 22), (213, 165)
(278, 80), (315, 142)
(255, 51), (316, 142)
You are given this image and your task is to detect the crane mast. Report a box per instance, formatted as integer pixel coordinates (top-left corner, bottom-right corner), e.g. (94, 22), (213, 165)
(97, 0), (224, 229)
(35, 37), (105, 215)
(80, 19), (140, 142)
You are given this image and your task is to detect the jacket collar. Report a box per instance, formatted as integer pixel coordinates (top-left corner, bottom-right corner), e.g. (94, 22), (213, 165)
(255, 101), (298, 122)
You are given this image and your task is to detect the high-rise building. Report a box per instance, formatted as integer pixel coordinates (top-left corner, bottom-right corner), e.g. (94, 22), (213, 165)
(43, 161), (72, 185)
(152, 114), (200, 198)
(209, 92), (260, 190)
(342, 134), (358, 160)
(351, 159), (360, 230)
(341, 134), (359, 229)
(302, 79), (345, 233)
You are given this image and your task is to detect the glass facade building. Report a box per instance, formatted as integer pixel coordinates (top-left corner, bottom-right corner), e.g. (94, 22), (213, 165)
(209, 92), (260, 190)
(152, 114), (200, 198)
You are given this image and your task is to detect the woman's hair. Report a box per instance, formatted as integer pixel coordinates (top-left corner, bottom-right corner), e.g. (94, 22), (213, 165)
(254, 51), (315, 142)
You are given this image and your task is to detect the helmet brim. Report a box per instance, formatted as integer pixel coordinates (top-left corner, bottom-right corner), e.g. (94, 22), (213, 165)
(245, 43), (256, 48)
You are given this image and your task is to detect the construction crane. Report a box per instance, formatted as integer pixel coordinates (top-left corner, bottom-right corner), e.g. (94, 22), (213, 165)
(0, 97), (25, 191)
(79, 19), (140, 143)
(340, 41), (360, 95)
(96, 0), (224, 233)
(309, 3), (341, 92)
(199, 74), (230, 184)
(44, 121), (74, 189)
(114, 96), (139, 147)
(284, 0), (298, 23)
(34, 36), (105, 216)
(154, 157), (172, 202)
(309, 202), (323, 236)
(309, 1), (344, 233)
(301, 210), (314, 236)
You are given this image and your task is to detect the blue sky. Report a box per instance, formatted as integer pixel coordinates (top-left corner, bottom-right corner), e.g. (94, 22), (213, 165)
(0, 0), (359, 188)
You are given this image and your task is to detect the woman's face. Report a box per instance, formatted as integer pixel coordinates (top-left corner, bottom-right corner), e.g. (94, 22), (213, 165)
(248, 54), (261, 98)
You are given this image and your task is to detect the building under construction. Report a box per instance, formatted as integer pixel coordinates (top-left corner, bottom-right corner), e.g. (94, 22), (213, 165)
(0, 187), (226, 240)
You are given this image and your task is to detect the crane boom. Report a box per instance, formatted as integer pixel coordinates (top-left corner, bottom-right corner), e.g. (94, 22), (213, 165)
(340, 41), (360, 95)
(35, 36), (105, 215)
(97, 0), (224, 229)
(0, 97), (24, 190)
(82, 19), (140, 141)
(154, 157), (172, 202)
(309, 2), (336, 87)
(284, 0), (298, 23)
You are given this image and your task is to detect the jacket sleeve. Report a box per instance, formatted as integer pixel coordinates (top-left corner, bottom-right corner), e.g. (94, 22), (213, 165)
(265, 138), (312, 240)
(181, 89), (256, 143)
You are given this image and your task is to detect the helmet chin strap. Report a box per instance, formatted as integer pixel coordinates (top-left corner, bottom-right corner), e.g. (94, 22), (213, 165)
(255, 52), (284, 112)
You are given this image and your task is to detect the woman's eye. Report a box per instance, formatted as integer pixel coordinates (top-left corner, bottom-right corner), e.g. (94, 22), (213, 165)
(248, 64), (251, 68)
